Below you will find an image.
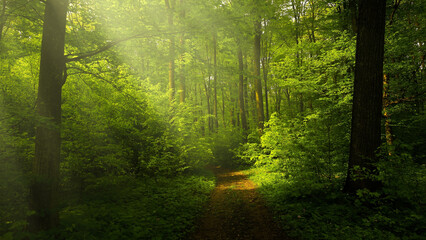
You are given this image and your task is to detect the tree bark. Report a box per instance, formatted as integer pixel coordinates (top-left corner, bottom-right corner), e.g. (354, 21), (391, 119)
(262, 54), (269, 121)
(203, 73), (212, 133)
(309, 0), (316, 43)
(178, 0), (185, 103)
(222, 87), (226, 128)
(349, 0), (358, 33)
(254, 20), (264, 131)
(213, 34), (218, 131)
(383, 74), (393, 149)
(198, 83), (205, 136)
(244, 55), (250, 129)
(29, 0), (68, 232)
(261, 32), (271, 121)
(165, 0), (176, 106)
(178, 39), (185, 104)
(344, 0), (386, 193)
(230, 85), (236, 127)
(275, 87), (282, 114)
(238, 49), (248, 132)
(0, 0), (7, 43)
(292, 0), (303, 114)
(340, 0), (357, 33)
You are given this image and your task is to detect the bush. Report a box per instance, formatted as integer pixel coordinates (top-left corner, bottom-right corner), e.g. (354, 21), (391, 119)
(21, 172), (215, 240)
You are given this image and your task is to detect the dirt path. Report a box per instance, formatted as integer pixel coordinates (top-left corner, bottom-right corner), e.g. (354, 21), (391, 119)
(190, 166), (290, 240)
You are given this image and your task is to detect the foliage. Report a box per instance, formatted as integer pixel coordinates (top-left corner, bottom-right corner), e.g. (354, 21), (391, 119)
(238, 31), (355, 192)
(171, 103), (215, 170)
(0, 0), (424, 238)
(246, 166), (425, 240)
(5, 172), (215, 240)
(235, 1), (425, 238)
(56, 173), (214, 240)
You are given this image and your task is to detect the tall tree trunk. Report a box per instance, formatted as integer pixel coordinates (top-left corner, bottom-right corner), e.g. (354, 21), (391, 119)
(341, 0), (358, 33)
(275, 87), (282, 114)
(251, 86), (257, 127)
(179, 56), (185, 103)
(29, 0), (68, 232)
(230, 84), (236, 127)
(222, 87), (226, 128)
(309, 0), (316, 43)
(236, 83), (240, 127)
(165, 0), (176, 106)
(261, 23), (271, 122)
(292, 0), (303, 114)
(238, 49), (248, 132)
(0, 0), (7, 43)
(284, 88), (290, 106)
(262, 56), (269, 121)
(194, 83), (198, 121)
(198, 83), (205, 136)
(204, 76), (212, 133)
(344, 0), (386, 193)
(178, 0), (185, 103)
(213, 34), (218, 131)
(244, 55), (250, 129)
(292, 0), (301, 47)
(383, 74), (394, 150)
(349, 0), (358, 33)
(254, 20), (264, 131)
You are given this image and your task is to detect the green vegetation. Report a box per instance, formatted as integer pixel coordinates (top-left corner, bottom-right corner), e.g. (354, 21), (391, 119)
(246, 164), (425, 240)
(57, 173), (214, 240)
(2, 172), (215, 240)
(1, 0), (425, 239)
(240, 104), (424, 239)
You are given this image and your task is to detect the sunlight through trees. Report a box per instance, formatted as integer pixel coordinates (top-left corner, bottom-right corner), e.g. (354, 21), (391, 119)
(0, 0), (424, 239)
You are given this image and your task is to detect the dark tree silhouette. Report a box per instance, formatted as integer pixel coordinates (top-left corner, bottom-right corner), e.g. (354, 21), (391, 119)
(344, 0), (386, 193)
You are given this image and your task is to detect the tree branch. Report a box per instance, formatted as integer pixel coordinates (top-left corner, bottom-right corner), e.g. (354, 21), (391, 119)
(384, 91), (425, 107)
(69, 66), (146, 111)
(388, 0), (402, 26)
(65, 31), (186, 63)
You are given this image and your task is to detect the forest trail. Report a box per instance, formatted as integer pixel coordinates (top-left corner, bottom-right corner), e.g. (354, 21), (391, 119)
(190, 166), (289, 240)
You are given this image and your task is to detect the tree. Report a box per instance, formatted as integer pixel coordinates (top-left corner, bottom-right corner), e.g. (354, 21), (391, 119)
(178, 0), (186, 104)
(165, 0), (176, 107)
(238, 48), (248, 133)
(261, 29), (271, 122)
(344, 0), (386, 193)
(213, 33), (218, 130)
(0, 0), (6, 43)
(29, 0), (68, 232)
(254, 19), (264, 131)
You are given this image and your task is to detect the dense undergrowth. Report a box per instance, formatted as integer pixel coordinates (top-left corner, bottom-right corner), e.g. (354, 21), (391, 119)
(246, 166), (425, 240)
(2, 170), (215, 240)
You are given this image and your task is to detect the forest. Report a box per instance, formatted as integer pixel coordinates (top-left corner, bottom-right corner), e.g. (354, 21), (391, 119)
(0, 0), (425, 239)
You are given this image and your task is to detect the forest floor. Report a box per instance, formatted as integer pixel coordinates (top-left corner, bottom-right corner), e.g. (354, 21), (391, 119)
(190, 166), (290, 240)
